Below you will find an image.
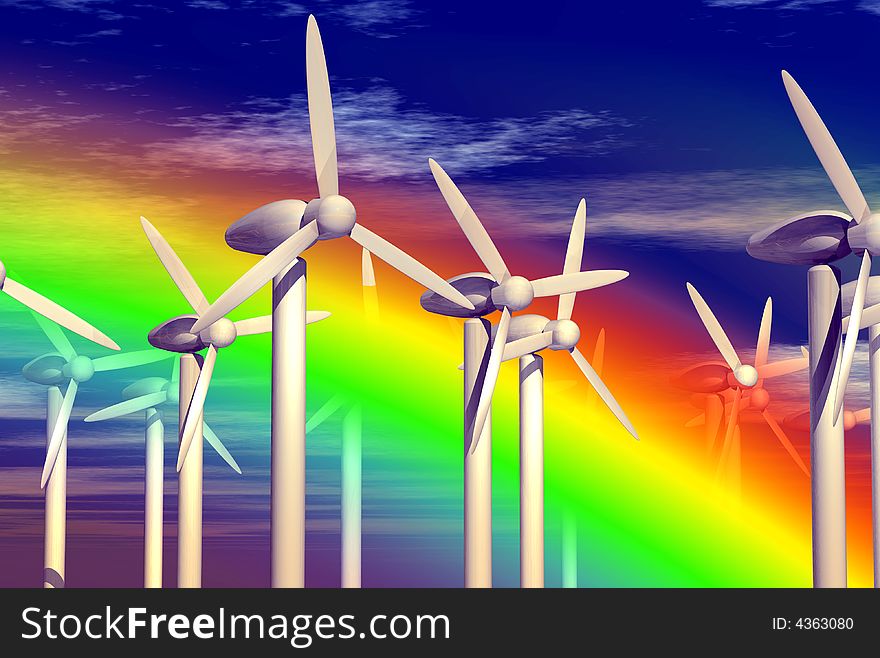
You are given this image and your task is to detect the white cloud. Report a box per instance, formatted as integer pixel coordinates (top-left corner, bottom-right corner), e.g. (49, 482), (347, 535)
(706, 0), (880, 13)
(136, 85), (629, 182)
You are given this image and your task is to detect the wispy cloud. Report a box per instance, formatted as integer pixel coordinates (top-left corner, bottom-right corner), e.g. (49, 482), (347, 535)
(706, 0), (880, 13)
(136, 85), (629, 181)
(0, 0), (420, 36)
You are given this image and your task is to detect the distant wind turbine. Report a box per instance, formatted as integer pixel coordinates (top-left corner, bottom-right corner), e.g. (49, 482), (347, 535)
(84, 359), (241, 588)
(139, 216), (330, 587)
(23, 314), (166, 587)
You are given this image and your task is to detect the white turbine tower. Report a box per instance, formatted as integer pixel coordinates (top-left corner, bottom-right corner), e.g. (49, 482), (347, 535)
(189, 16), (473, 588)
(23, 314), (168, 588)
(840, 277), (880, 588)
(421, 167), (634, 587)
(305, 395), (362, 588)
(84, 359), (242, 588)
(747, 70), (880, 586)
(139, 216), (329, 587)
(561, 327), (604, 589)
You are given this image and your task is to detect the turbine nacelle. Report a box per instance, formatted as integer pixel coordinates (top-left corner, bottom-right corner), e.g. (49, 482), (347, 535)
(672, 362), (732, 394)
(225, 199), (308, 256)
(746, 211), (852, 266)
(420, 272), (497, 318)
(122, 376), (170, 402)
(303, 194), (357, 239)
(21, 354), (67, 386)
(148, 315), (208, 353)
(149, 315), (238, 353)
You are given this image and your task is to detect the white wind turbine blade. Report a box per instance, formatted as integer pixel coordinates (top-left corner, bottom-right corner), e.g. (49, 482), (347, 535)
(558, 198), (587, 321)
(531, 270), (628, 298)
(3, 279), (119, 351)
(30, 312), (75, 360)
(755, 298), (771, 386)
(140, 217), (210, 314)
(715, 388), (743, 481)
(585, 328), (606, 412)
(191, 221), (320, 334)
(176, 345), (217, 472)
(41, 380), (79, 489)
(306, 395), (346, 433)
(203, 421), (242, 474)
(235, 313), (344, 334)
(362, 248), (376, 286)
(835, 250), (872, 419)
(782, 71), (871, 222)
(844, 302), (880, 332)
(758, 349), (809, 379)
(854, 407), (871, 424)
(92, 349), (172, 373)
(501, 331), (552, 362)
(234, 315), (272, 336)
(349, 224), (474, 310)
(306, 15), (339, 198)
(569, 347), (638, 440)
(686, 283), (743, 374)
(428, 158), (510, 283)
(171, 355), (180, 387)
(761, 410), (810, 477)
(84, 391), (169, 422)
(685, 413), (705, 428)
(469, 307), (511, 453)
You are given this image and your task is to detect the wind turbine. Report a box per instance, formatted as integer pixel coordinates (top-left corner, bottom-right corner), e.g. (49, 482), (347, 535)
(421, 168), (630, 588)
(681, 287), (811, 488)
(138, 216), (330, 587)
(746, 70), (880, 586)
(0, 261), (120, 589)
(840, 276), (880, 588)
(22, 314), (167, 588)
(186, 16), (472, 588)
(83, 359), (242, 588)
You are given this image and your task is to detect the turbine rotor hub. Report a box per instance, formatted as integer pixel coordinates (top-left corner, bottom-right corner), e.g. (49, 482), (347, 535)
(309, 194), (357, 237)
(201, 317), (236, 349)
(164, 379), (179, 405)
(748, 387), (770, 411)
(547, 319), (580, 350)
(65, 355), (94, 383)
(731, 364), (758, 388)
(491, 275), (534, 311)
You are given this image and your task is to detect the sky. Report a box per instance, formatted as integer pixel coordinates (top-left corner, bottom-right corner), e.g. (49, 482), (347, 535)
(0, 0), (878, 587)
